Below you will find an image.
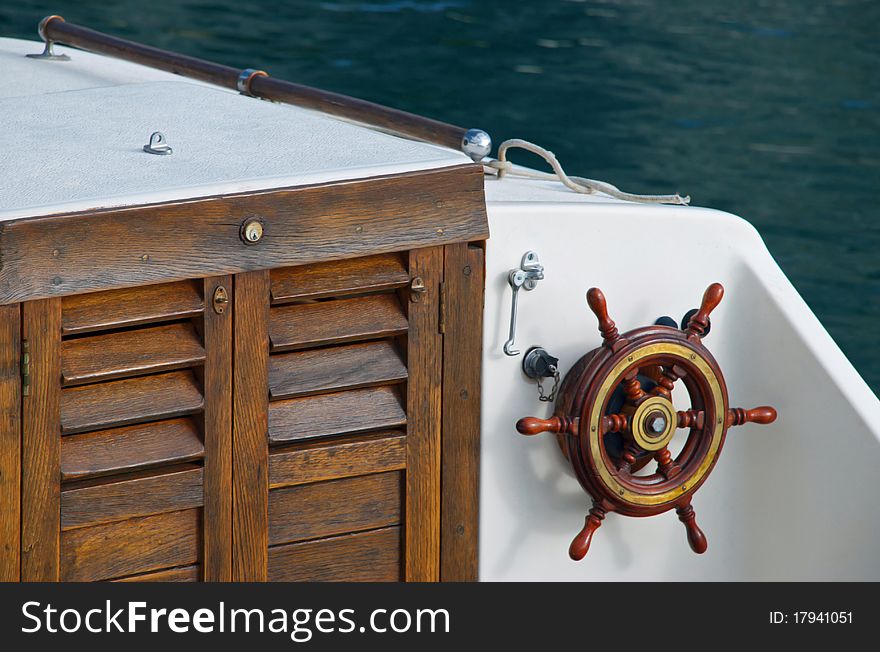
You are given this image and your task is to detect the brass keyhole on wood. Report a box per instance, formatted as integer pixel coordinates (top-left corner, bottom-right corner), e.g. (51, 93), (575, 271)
(240, 218), (264, 244)
(212, 286), (229, 314)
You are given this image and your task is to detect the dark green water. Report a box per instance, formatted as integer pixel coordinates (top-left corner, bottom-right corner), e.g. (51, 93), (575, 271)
(3, 1), (879, 393)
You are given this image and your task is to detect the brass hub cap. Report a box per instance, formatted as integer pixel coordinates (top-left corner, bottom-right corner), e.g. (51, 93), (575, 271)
(630, 395), (677, 451)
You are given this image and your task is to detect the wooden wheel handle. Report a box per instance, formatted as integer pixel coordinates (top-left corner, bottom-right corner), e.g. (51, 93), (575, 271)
(515, 416), (578, 436)
(686, 282), (723, 338)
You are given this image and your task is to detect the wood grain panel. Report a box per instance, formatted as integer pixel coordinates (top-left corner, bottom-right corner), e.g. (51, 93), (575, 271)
(269, 431), (406, 489)
(0, 166), (487, 305)
(268, 527), (401, 582)
(61, 508), (201, 582)
(440, 244), (484, 581)
(61, 280), (204, 335)
(61, 418), (204, 481)
(268, 385), (406, 444)
(0, 304), (20, 581)
(60, 370), (204, 434)
(405, 247), (443, 581)
(268, 471), (401, 546)
(113, 565), (200, 582)
(269, 294), (407, 352)
(202, 275), (233, 582)
(61, 465), (204, 530)
(269, 340), (407, 400)
(231, 270), (269, 581)
(21, 298), (62, 581)
(271, 253), (409, 304)
(61, 321), (205, 386)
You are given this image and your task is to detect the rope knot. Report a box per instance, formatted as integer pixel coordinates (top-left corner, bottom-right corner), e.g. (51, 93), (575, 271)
(485, 138), (690, 205)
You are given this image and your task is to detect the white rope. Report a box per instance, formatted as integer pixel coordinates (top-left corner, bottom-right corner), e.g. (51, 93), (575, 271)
(483, 138), (690, 205)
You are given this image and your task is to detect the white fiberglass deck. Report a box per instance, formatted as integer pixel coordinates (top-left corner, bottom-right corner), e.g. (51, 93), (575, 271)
(0, 37), (469, 221)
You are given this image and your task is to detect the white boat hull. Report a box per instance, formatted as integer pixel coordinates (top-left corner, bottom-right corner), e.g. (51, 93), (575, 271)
(480, 198), (880, 580)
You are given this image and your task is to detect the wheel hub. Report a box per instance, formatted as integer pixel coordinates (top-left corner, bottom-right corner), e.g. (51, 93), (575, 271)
(629, 395), (677, 451)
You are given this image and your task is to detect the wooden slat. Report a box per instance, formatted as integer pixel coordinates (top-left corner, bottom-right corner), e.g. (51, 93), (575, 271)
(269, 431), (406, 489)
(60, 370), (204, 435)
(268, 385), (406, 445)
(405, 247), (443, 581)
(61, 321), (205, 386)
(269, 340), (407, 400)
(113, 565), (200, 582)
(271, 253), (409, 304)
(268, 527), (401, 582)
(61, 508), (201, 582)
(441, 244), (484, 581)
(61, 417), (204, 481)
(0, 305), (20, 581)
(269, 294), (407, 352)
(232, 270), (269, 581)
(0, 166), (487, 305)
(61, 280), (204, 335)
(202, 275), (233, 582)
(269, 471), (401, 546)
(22, 298), (62, 581)
(62, 465), (203, 530)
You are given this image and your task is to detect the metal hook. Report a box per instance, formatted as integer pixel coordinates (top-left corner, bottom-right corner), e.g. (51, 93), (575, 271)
(503, 251), (544, 356)
(143, 131), (172, 155)
(25, 40), (70, 61)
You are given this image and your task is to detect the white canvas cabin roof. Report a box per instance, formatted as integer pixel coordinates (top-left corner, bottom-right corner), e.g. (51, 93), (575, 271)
(0, 37), (470, 222)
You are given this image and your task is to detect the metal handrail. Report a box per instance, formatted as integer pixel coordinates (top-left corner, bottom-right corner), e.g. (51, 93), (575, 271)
(32, 15), (491, 159)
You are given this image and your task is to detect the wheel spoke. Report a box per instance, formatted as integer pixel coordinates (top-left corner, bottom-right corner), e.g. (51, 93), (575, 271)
(676, 409), (704, 429)
(516, 416), (579, 436)
(586, 288), (623, 350)
(623, 370), (645, 404)
(727, 406), (777, 427)
(676, 500), (708, 554)
(685, 283), (724, 339)
(655, 447), (681, 479)
(601, 413), (628, 434)
(676, 406), (778, 430)
(618, 441), (640, 472)
(652, 364), (686, 398)
(569, 502), (609, 561)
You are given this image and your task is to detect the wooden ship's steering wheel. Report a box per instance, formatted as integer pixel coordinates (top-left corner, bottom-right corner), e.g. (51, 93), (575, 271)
(516, 283), (777, 560)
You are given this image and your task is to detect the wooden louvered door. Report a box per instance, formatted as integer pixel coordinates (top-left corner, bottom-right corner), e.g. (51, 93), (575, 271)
(20, 278), (233, 582)
(231, 248), (443, 582)
(15, 247), (472, 582)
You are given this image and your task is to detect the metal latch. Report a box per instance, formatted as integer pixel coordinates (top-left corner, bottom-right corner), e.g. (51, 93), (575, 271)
(409, 276), (427, 303)
(503, 251), (544, 356)
(21, 340), (31, 397)
(212, 286), (229, 314)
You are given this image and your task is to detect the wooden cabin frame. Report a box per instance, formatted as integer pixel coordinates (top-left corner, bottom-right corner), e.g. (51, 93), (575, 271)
(0, 164), (487, 582)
